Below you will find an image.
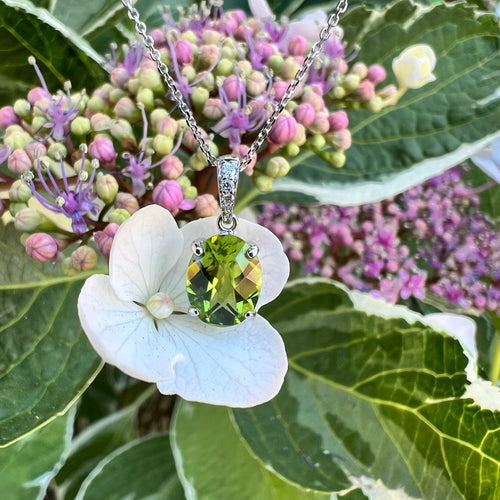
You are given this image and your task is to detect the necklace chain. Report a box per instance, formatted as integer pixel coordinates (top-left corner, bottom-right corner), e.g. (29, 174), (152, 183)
(121, 0), (349, 170)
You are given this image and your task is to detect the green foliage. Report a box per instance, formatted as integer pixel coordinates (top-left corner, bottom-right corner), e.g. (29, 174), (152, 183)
(0, 222), (102, 446)
(0, 0), (107, 106)
(269, 0), (500, 204)
(0, 406), (75, 500)
(231, 280), (500, 498)
(75, 433), (184, 500)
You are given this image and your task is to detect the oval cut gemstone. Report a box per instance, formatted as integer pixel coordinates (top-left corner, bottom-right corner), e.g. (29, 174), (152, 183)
(186, 234), (262, 326)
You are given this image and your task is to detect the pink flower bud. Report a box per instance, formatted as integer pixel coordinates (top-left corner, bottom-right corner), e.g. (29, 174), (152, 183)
(310, 112), (330, 134)
(332, 129), (352, 151)
(184, 128), (207, 151)
(222, 76), (244, 101)
(199, 44), (220, 67)
(328, 110), (349, 131)
(272, 81), (290, 101)
(161, 155), (184, 179)
(268, 115), (298, 145)
(294, 103), (316, 127)
(88, 136), (117, 165)
(174, 39), (193, 65)
(254, 41), (275, 62)
(25, 233), (59, 262)
(302, 90), (325, 111)
(71, 245), (98, 271)
(27, 87), (50, 104)
(288, 36), (308, 56)
(156, 116), (178, 136)
(94, 223), (119, 259)
(357, 80), (375, 101)
(151, 29), (165, 45)
(153, 180), (195, 214)
(203, 98), (224, 120)
(113, 97), (140, 121)
(90, 113), (113, 132)
(8, 149), (32, 174)
(0, 106), (20, 128)
(229, 9), (246, 23)
(115, 192), (139, 214)
(110, 67), (131, 87)
(367, 64), (386, 85)
(195, 193), (218, 217)
(24, 141), (47, 161)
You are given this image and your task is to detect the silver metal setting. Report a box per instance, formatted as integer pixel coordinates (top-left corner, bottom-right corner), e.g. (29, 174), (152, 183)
(120, 0), (349, 170)
(192, 241), (204, 257)
(188, 307), (200, 317)
(245, 311), (256, 320)
(217, 155), (240, 232)
(246, 245), (259, 259)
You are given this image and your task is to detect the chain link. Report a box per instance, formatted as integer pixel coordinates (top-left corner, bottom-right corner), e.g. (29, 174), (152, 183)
(121, 0), (348, 170)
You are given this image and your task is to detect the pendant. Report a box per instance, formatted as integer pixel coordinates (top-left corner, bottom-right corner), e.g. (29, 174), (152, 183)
(186, 156), (262, 326)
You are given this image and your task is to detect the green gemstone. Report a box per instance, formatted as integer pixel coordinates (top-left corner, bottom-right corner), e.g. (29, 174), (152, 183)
(186, 234), (262, 326)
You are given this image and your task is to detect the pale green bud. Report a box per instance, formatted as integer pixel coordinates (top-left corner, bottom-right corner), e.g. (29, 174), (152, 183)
(285, 143), (300, 156)
(47, 142), (67, 161)
(181, 29), (198, 44)
(366, 96), (383, 113)
(96, 174), (119, 204)
(280, 57), (301, 80)
(13, 99), (31, 118)
(71, 116), (91, 136)
(343, 74), (361, 93)
(215, 59), (234, 77)
(137, 87), (155, 110)
(139, 68), (164, 94)
(189, 150), (208, 171)
(199, 72), (215, 91)
(247, 71), (267, 96)
(237, 60), (252, 77)
(3, 129), (31, 150)
(110, 119), (136, 144)
(254, 174), (273, 192)
(87, 95), (107, 113)
(14, 208), (42, 232)
(266, 157), (290, 178)
(183, 186), (198, 199)
(322, 151), (346, 168)
(61, 257), (79, 277)
(221, 45), (236, 59)
(150, 108), (169, 129)
(307, 134), (326, 150)
(9, 180), (32, 203)
(9, 202), (28, 216)
(181, 65), (197, 83)
(191, 87), (209, 112)
(351, 62), (368, 79)
(71, 245), (98, 271)
(109, 87), (127, 104)
(153, 134), (174, 155)
(127, 77), (141, 95)
(201, 29), (222, 45)
(31, 116), (47, 133)
(4, 124), (24, 136)
(113, 97), (141, 121)
(331, 85), (346, 99)
(90, 113), (113, 132)
(267, 55), (284, 73)
(108, 208), (131, 225)
(177, 175), (191, 190)
(292, 123), (306, 146)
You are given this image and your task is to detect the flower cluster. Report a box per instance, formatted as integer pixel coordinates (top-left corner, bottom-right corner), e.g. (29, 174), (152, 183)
(0, 1), (428, 271)
(258, 167), (500, 314)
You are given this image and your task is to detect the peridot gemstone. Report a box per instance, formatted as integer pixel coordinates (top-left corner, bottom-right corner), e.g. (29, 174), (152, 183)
(186, 234), (262, 326)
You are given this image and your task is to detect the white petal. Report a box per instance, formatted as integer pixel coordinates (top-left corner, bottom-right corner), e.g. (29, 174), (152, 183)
(109, 205), (184, 303)
(490, 137), (500, 165)
(78, 274), (182, 383)
(248, 0), (274, 20)
(471, 149), (500, 183)
(156, 314), (288, 407)
(179, 216), (289, 310)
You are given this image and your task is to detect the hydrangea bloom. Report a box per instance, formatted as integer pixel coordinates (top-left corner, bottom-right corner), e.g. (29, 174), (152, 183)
(78, 205), (289, 407)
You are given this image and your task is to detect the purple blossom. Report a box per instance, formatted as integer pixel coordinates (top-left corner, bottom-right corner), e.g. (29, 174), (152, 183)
(24, 148), (99, 234)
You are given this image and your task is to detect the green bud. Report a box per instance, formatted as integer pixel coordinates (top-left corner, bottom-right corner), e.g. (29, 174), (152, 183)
(190, 87), (209, 112)
(351, 62), (368, 79)
(113, 97), (141, 121)
(181, 30), (198, 44)
(87, 95), (107, 113)
(284, 143), (300, 156)
(127, 77), (141, 95)
(71, 116), (91, 136)
(137, 87), (155, 110)
(31, 117), (47, 134)
(96, 174), (119, 204)
(47, 142), (67, 161)
(307, 134), (326, 150)
(139, 68), (164, 94)
(13, 99), (31, 118)
(14, 208), (50, 232)
(199, 72), (215, 91)
(189, 150), (208, 171)
(201, 29), (222, 45)
(254, 174), (273, 192)
(176, 175), (191, 190)
(74, 157), (92, 175)
(4, 124), (23, 136)
(321, 151), (346, 168)
(181, 65), (197, 83)
(342, 74), (361, 93)
(280, 57), (300, 80)
(108, 208), (131, 225)
(183, 186), (198, 199)
(71, 245), (98, 271)
(266, 157), (290, 178)
(221, 45), (236, 59)
(153, 134), (174, 155)
(267, 55), (284, 73)
(237, 60), (252, 77)
(9, 180), (32, 203)
(109, 87), (127, 104)
(9, 202), (28, 217)
(61, 257), (79, 277)
(3, 129), (32, 150)
(366, 96), (383, 113)
(110, 119), (136, 144)
(150, 108), (169, 129)
(331, 85), (346, 99)
(215, 58), (234, 77)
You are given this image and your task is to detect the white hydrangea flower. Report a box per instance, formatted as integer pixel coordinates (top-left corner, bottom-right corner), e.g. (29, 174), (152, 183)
(77, 205), (289, 407)
(471, 137), (500, 183)
(392, 44), (436, 90)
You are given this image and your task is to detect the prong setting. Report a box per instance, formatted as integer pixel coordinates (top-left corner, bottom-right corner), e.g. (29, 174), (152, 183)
(245, 310), (256, 320)
(246, 245), (259, 259)
(188, 307), (200, 317)
(192, 241), (204, 257)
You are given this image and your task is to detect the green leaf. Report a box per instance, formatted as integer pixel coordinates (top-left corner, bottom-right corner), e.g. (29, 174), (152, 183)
(0, 222), (102, 446)
(270, 1), (500, 205)
(463, 163), (500, 219)
(55, 396), (143, 499)
(172, 400), (365, 500)
(75, 433), (185, 500)
(233, 279), (500, 498)
(0, 0), (107, 106)
(0, 405), (75, 500)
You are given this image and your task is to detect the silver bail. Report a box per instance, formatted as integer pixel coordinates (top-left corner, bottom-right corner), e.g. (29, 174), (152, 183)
(216, 155), (240, 233)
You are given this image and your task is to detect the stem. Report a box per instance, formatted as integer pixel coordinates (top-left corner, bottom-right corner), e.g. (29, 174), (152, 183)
(471, 180), (497, 195)
(490, 334), (500, 384)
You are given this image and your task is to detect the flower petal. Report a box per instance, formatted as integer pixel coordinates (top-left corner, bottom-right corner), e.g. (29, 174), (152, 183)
(109, 205), (184, 303)
(471, 148), (500, 183)
(156, 314), (288, 407)
(248, 0), (274, 20)
(78, 274), (182, 382)
(178, 216), (289, 310)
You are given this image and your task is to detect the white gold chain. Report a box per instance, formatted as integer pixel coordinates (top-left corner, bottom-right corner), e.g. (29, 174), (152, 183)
(121, 0), (349, 171)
